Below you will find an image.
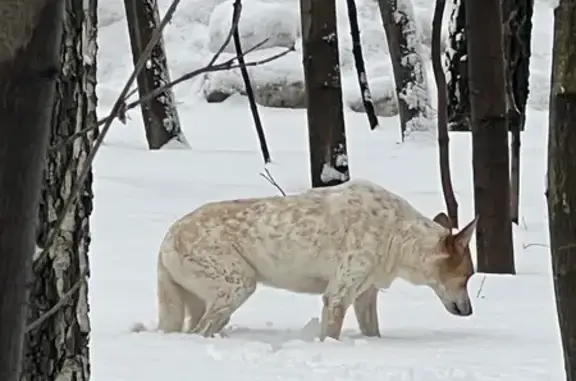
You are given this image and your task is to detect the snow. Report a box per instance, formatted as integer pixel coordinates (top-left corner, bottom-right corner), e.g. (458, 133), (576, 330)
(208, 0), (299, 53)
(91, 0), (562, 379)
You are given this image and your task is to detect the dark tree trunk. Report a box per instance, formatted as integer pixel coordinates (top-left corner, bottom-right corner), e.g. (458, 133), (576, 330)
(0, 2), (65, 380)
(376, 0), (433, 140)
(447, 0), (533, 135)
(124, 0), (187, 150)
(547, 2), (576, 380)
(466, 0), (515, 274)
(502, 0), (533, 133)
(345, 0), (379, 130)
(502, 0), (534, 224)
(20, 0), (97, 379)
(231, 0), (271, 164)
(432, 0), (459, 229)
(300, 0), (350, 187)
(445, 0), (470, 132)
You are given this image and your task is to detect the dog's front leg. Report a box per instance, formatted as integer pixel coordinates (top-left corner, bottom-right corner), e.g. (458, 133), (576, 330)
(320, 294), (348, 341)
(353, 286), (380, 337)
(319, 253), (373, 341)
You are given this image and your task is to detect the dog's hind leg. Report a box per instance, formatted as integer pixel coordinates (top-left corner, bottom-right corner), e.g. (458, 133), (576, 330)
(157, 257), (186, 333)
(190, 277), (257, 337)
(175, 248), (258, 337)
(181, 289), (206, 332)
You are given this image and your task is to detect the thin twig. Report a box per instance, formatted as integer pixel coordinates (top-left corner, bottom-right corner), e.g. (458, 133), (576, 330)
(522, 242), (549, 249)
(476, 273), (487, 298)
(260, 167), (286, 196)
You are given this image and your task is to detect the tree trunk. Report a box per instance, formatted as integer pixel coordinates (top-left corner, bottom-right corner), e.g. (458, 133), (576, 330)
(502, 0), (534, 224)
(432, 0), (459, 229)
(300, 0), (350, 188)
(447, 0), (533, 135)
(231, 0), (271, 164)
(445, 0), (470, 132)
(502, 0), (533, 133)
(346, 0), (379, 130)
(0, 2), (65, 380)
(376, 0), (433, 140)
(547, 2), (576, 380)
(20, 0), (97, 379)
(467, 0), (515, 274)
(124, 0), (187, 150)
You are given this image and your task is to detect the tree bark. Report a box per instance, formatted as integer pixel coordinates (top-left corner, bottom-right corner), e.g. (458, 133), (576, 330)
(547, 2), (576, 380)
(300, 0), (350, 188)
(445, 0), (470, 131)
(124, 0), (187, 150)
(466, 0), (515, 274)
(377, 0), (433, 139)
(20, 0), (97, 379)
(0, 2), (65, 380)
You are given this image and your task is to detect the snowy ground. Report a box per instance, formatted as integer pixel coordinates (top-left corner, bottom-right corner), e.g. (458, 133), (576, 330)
(90, 0), (563, 380)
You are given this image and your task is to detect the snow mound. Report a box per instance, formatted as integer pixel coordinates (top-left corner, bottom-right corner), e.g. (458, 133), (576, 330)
(183, 0), (227, 24)
(208, 0), (300, 53)
(346, 76), (398, 117)
(202, 49), (306, 108)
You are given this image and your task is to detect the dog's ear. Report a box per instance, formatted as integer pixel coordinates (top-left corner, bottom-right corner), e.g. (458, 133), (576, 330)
(453, 215), (478, 248)
(433, 212), (452, 230)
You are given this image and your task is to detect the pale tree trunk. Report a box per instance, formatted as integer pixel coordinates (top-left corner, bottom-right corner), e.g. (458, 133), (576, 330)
(21, 0), (97, 379)
(124, 0), (187, 150)
(467, 0), (515, 274)
(300, 0), (350, 187)
(376, 0), (433, 140)
(547, 2), (576, 380)
(445, 0), (470, 131)
(0, 2), (65, 380)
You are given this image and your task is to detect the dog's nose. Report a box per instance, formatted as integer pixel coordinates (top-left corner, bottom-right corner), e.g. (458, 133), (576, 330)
(452, 301), (472, 316)
(452, 302), (461, 315)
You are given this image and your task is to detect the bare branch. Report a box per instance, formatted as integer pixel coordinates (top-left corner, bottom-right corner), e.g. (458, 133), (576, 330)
(476, 273), (487, 298)
(259, 167), (286, 196)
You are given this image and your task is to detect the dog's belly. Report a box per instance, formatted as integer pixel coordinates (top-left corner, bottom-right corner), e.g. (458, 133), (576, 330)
(258, 274), (329, 294)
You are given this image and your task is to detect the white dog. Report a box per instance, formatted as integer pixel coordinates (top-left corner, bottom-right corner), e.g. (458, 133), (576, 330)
(156, 179), (477, 340)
